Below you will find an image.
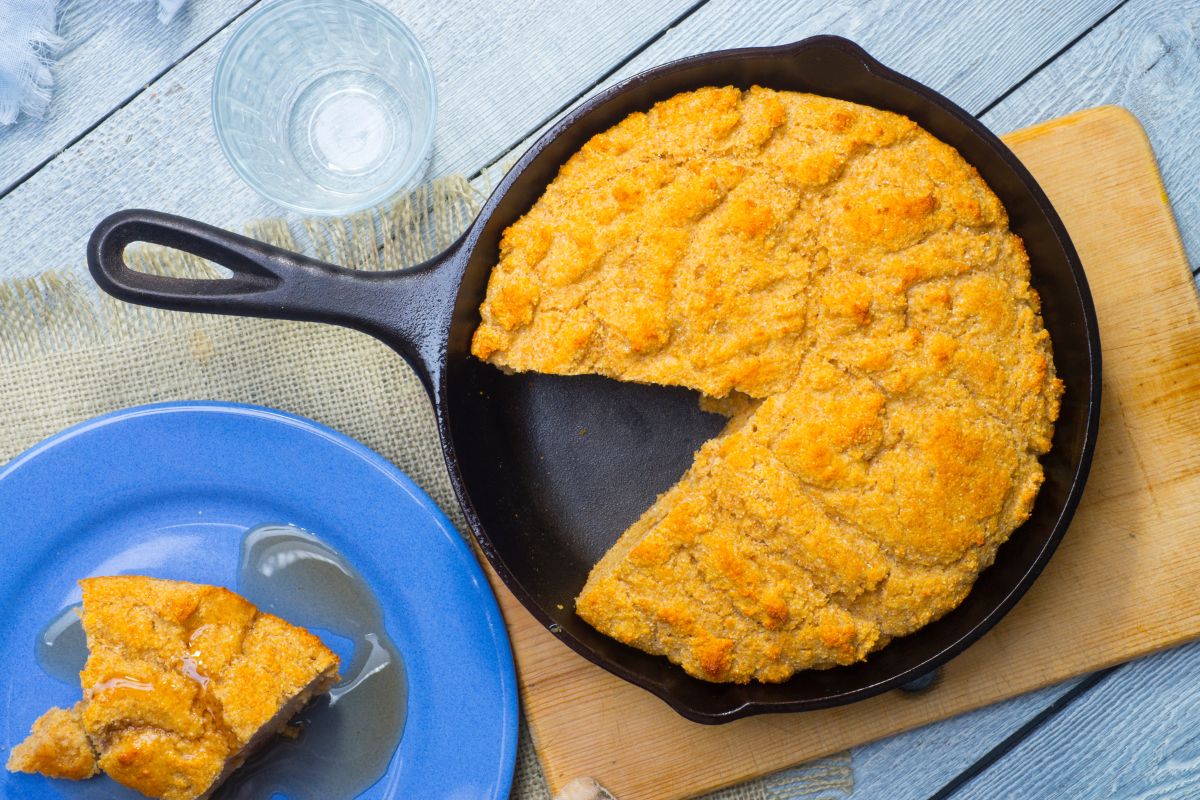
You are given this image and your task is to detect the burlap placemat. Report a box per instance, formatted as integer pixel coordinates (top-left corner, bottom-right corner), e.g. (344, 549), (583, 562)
(0, 177), (850, 800)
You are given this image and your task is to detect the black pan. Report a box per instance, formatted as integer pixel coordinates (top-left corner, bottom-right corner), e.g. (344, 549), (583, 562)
(87, 36), (1100, 723)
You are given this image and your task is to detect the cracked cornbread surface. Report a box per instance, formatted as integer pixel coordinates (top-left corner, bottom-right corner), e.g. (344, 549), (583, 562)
(7, 577), (340, 799)
(471, 86), (1062, 683)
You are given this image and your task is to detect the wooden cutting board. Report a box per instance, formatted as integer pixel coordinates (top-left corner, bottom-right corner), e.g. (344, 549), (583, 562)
(484, 105), (1200, 800)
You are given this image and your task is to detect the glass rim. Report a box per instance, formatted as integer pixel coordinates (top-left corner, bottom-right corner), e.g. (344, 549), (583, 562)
(211, 0), (439, 216)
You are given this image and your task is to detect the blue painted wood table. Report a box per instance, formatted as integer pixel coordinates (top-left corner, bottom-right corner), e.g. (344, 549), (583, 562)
(1, 1), (1197, 798)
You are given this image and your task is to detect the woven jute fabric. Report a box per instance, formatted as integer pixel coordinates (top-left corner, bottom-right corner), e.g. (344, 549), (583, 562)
(0, 176), (851, 800)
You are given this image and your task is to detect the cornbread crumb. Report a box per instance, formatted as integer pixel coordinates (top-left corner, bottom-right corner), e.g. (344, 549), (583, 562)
(6, 703), (97, 780)
(472, 87), (1062, 682)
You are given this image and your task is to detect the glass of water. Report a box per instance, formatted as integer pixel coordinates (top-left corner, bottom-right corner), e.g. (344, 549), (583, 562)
(212, 0), (437, 215)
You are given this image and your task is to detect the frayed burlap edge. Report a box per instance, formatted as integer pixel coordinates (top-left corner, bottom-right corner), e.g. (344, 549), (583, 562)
(0, 176), (483, 361)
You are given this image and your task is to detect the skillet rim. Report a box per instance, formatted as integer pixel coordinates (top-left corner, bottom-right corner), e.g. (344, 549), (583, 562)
(434, 34), (1103, 723)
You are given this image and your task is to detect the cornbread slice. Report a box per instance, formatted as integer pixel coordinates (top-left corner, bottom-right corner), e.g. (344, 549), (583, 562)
(7, 577), (340, 799)
(472, 87), (1062, 682)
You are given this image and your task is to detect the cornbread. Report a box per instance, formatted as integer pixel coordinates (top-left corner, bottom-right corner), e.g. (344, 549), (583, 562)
(7, 576), (340, 799)
(6, 703), (98, 781)
(471, 86), (1062, 683)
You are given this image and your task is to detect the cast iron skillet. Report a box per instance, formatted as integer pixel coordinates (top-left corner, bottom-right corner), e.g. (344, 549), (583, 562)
(88, 36), (1101, 724)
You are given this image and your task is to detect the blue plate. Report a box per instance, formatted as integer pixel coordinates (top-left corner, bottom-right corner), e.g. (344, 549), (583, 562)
(0, 402), (518, 799)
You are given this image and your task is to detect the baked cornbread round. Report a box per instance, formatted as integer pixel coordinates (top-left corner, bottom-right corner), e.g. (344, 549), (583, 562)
(471, 86), (1062, 683)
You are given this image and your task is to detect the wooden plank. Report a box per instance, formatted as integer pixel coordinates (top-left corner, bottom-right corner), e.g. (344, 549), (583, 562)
(954, 640), (1200, 798)
(0, 3), (1140, 796)
(479, 0), (1123, 174)
(0, 0), (696, 280)
(0, 0), (256, 193)
(495, 106), (1200, 800)
(728, 679), (1080, 800)
(0, 0), (1117, 282)
(842, 681), (1080, 799)
(981, 0), (1200, 271)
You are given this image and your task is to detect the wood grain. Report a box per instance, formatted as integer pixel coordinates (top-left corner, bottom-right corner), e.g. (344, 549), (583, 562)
(685, 679), (1081, 800)
(487, 106), (1200, 800)
(481, 0), (1122, 180)
(956, 639), (1200, 798)
(0, 0), (257, 193)
(983, 0), (1200, 273)
(839, 680), (1079, 800)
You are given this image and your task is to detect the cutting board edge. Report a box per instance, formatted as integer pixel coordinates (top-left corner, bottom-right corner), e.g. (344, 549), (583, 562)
(1011, 104), (1196, 286)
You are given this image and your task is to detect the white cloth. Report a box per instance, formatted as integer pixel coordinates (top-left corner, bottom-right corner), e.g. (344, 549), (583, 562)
(0, 0), (61, 125)
(0, 0), (189, 126)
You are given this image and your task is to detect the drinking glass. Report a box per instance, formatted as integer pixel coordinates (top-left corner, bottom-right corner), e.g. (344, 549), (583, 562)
(212, 0), (437, 215)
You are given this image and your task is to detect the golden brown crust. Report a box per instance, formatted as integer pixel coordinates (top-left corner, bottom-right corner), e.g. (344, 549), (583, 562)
(10, 577), (340, 799)
(472, 87), (1063, 683)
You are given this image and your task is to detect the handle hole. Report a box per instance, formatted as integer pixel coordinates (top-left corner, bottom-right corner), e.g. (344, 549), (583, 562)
(122, 243), (234, 280)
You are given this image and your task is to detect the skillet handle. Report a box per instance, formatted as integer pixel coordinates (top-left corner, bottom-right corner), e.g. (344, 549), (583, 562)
(87, 209), (460, 394)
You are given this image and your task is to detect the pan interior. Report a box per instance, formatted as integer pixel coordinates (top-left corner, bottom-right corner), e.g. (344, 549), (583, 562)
(441, 38), (1097, 718)
(453, 370), (726, 609)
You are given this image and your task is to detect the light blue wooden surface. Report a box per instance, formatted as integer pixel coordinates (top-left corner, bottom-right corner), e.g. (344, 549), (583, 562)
(0, 1), (1196, 797)
(981, 0), (1200, 272)
(957, 642), (1200, 799)
(0, 0), (257, 193)
(491, 0), (1125, 163)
